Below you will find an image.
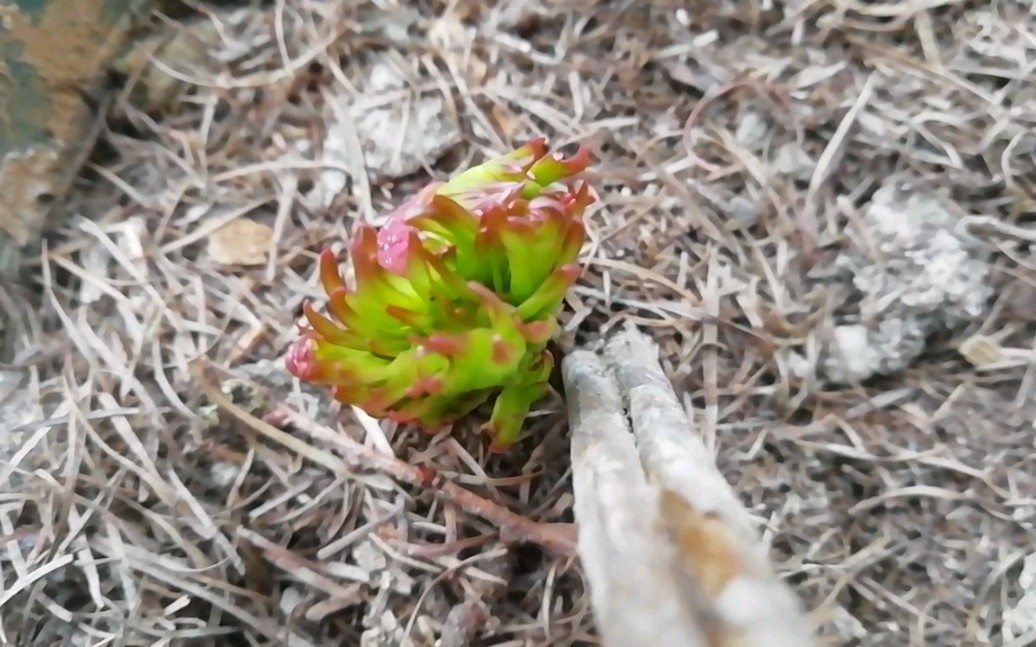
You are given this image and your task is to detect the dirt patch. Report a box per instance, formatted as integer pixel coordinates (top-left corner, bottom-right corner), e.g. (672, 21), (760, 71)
(3, 1), (1035, 645)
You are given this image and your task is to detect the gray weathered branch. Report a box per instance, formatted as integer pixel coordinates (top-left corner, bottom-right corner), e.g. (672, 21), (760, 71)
(562, 325), (815, 646)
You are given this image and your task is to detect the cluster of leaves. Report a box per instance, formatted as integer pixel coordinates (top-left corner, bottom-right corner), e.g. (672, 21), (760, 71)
(286, 140), (594, 450)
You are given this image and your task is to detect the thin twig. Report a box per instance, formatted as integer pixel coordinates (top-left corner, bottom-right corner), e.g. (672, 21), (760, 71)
(268, 404), (577, 558)
(190, 357), (575, 558)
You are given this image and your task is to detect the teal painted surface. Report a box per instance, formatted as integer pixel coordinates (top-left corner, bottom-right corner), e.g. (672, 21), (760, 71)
(8, 0), (49, 24)
(0, 0), (152, 267)
(0, 40), (51, 152)
(103, 0), (145, 23)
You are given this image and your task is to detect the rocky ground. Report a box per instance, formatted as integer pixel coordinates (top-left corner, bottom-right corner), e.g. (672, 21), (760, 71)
(2, 1), (1036, 645)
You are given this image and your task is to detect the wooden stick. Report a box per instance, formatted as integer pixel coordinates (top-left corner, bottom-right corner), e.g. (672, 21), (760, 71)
(562, 325), (816, 646)
(565, 349), (715, 646)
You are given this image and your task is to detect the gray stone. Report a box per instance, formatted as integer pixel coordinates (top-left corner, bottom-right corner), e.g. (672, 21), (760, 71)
(802, 177), (993, 384)
(321, 58), (461, 202)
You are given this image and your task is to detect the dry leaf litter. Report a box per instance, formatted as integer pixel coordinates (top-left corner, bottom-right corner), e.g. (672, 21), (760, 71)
(2, 1), (1036, 645)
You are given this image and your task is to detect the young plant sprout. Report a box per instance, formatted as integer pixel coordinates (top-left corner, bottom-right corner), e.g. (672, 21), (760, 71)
(286, 139), (594, 450)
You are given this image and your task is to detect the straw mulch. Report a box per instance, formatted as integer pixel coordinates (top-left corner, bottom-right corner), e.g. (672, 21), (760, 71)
(3, 1), (1035, 645)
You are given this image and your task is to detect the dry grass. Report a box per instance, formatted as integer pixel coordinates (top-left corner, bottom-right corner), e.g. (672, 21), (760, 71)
(3, 0), (1036, 644)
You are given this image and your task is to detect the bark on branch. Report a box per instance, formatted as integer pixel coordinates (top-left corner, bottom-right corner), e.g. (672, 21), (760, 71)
(562, 325), (815, 647)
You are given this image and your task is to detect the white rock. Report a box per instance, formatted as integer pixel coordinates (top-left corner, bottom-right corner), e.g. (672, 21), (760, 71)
(320, 58), (461, 204)
(830, 605), (869, 640)
(0, 369), (38, 467)
(774, 142), (814, 182)
(1004, 553), (1036, 642)
(823, 324), (883, 383)
(814, 177), (993, 384)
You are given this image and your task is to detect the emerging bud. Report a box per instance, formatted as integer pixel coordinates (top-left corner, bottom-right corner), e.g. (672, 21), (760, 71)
(285, 139), (594, 450)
